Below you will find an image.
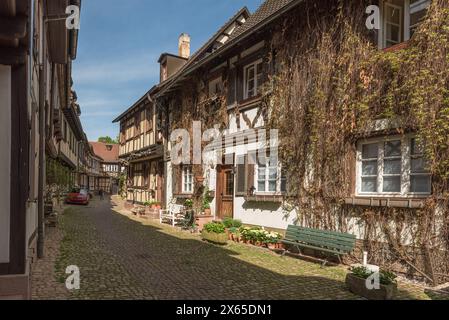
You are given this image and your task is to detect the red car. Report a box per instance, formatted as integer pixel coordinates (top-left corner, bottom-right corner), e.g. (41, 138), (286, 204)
(66, 188), (89, 205)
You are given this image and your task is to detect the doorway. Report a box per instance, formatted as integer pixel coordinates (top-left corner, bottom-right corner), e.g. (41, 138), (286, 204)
(216, 165), (234, 220)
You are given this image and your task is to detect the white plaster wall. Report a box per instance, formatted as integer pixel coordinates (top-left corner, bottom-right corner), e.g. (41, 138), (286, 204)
(233, 197), (296, 230)
(166, 161), (173, 205)
(0, 65), (11, 263)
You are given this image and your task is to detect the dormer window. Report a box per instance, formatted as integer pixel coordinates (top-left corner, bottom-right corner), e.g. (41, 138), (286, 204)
(380, 0), (430, 49)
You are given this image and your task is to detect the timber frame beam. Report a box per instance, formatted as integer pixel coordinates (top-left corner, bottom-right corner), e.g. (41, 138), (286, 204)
(0, 15), (27, 41)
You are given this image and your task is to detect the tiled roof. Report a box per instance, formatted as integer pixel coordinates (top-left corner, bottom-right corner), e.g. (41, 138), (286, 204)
(228, 0), (297, 42)
(89, 142), (119, 163)
(113, 7), (250, 123)
(155, 0), (301, 98)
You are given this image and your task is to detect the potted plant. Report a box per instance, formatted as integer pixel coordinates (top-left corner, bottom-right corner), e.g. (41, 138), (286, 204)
(202, 187), (213, 215)
(346, 266), (398, 300)
(184, 199), (193, 209)
(267, 231), (283, 249)
(201, 222), (228, 245)
(195, 175), (205, 184)
(228, 227), (240, 242)
(153, 201), (162, 210)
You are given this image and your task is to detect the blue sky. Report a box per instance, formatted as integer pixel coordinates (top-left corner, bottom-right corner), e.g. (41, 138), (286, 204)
(73, 0), (264, 141)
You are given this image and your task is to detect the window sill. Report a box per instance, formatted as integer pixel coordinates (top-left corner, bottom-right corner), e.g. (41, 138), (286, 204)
(237, 96), (262, 110)
(382, 41), (409, 53)
(174, 193), (193, 199)
(345, 196), (427, 209)
(244, 194), (284, 203)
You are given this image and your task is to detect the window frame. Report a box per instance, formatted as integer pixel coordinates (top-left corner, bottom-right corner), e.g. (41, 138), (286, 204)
(356, 134), (431, 197)
(181, 165), (194, 194)
(243, 59), (263, 100)
(253, 156), (285, 195)
(378, 0), (431, 49)
(383, 2), (403, 48)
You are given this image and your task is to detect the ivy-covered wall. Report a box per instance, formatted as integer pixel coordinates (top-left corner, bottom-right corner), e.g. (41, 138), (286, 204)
(265, 0), (449, 284)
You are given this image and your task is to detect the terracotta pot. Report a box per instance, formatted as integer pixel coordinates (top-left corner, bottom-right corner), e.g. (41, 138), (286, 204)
(204, 208), (211, 215)
(195, 176), (205, 183)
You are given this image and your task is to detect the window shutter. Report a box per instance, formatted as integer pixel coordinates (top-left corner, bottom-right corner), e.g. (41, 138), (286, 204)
(236, 65), (244, 102)
(172, 165), (181, 195)
(227, 68), (236, 106)
(247, 151), (256, 194)
(235, 155), (247, 196)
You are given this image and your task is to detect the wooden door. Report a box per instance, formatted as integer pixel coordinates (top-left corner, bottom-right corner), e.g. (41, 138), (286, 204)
(216, 165), (234, 220)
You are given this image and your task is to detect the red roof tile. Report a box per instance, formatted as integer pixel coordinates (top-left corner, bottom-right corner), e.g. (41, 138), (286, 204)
(89, 142), (119, 163)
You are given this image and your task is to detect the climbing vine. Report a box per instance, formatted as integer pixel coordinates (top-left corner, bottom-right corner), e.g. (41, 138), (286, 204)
(265, 0), (449, 284)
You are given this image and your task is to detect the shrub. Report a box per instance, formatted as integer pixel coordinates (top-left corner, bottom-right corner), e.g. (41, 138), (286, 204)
(204, 222), (226, 234)
(239, 227), (282, 244)
(351, 267), (397, 286)
(223, 218), (243, 229)
(184, 199), (193, 208)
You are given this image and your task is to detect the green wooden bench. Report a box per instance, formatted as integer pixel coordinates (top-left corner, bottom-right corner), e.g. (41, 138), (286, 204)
(281, 225), (356, 266)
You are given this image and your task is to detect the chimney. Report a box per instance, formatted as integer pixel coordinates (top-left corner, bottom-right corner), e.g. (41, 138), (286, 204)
(178, 33), (191, 59)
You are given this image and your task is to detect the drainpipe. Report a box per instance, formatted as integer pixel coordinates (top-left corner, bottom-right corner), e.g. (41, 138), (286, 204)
(38, 0), (52, 258)
(37, 41), (47, 259)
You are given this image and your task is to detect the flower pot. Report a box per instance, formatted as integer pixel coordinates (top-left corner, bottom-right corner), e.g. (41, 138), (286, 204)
(195, 176), (205, 183)
(345, 273), (397, 300)
(204, 208), (211, 215)
(201, 230), (228, 245)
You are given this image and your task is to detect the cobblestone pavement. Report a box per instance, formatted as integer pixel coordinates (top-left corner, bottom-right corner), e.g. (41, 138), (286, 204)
(31, 196), (448, 300)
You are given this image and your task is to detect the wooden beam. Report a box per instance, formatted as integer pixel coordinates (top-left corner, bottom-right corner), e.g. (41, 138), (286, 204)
(0, 15), (27, 41)
(0, 0), (16, 17)
(0, 46), (26, 65)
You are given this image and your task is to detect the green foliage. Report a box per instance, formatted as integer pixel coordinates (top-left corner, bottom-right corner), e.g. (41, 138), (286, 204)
(184, 199), (193, 208)
(351, 267), (397, 286)
(202, 187), (212, 210)
(239, 227), (282, 244)
(222, 217), (243, 229)
(204, 222), (226, 234)
(98, 136), (118, 144)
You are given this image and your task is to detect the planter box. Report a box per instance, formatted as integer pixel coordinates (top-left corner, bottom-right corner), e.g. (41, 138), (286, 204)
(201, 230), (228, 245)
(196, 215), (214, 231)
(345, 273), (397, 300)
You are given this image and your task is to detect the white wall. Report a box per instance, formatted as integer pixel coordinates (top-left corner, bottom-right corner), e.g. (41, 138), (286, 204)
(0, 65), (11, 263)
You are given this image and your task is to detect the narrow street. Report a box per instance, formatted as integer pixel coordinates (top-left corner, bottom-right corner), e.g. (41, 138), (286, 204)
(30, 196), (439, 300)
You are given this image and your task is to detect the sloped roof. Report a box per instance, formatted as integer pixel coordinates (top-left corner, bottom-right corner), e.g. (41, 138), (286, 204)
(155, 0), (302, 98)
(89, 142), (119, 163)
(228, 0), (296, 42)
(113, 7), (250, 123)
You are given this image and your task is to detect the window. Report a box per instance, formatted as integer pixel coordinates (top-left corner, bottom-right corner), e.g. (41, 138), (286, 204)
(410, 0), (429, 36)
(255, 156), (286, 194)
(357, 136), (431, 196)
(257, 160), (278, 193)
(244, 59), (263, 99)
(182, 166), (193, 194)
(410, 138), (431, 193)
(384, 2), (403, 47)
(380, 0), (430, 48)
